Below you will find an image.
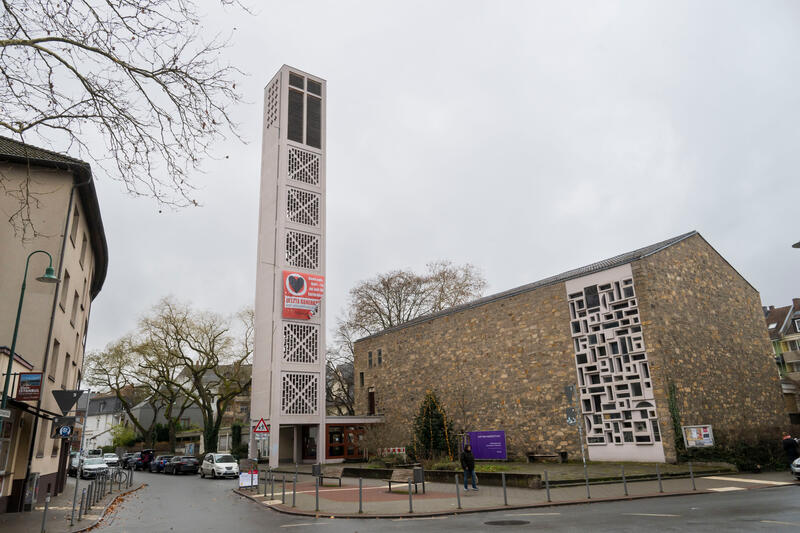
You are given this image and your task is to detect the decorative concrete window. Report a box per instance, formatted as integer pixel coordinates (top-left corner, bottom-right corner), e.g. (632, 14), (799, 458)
(264, 78), (280, 129)
(285, 230), (319, 270)
(288, 146), (320, 186)
(280, 372), (318, 415)
(286, 187), (320, 227)
(368, 351), (373, 368)
(283, 323), (319, 364)
(568, 275), (661, 448)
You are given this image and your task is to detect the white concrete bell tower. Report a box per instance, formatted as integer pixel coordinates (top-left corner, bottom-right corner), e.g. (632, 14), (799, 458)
(250, 65), (326, 467)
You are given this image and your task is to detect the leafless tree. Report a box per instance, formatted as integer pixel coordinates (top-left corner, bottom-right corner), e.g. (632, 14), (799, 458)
(0, 0), (244, 235)
(85, 337), (163, 445)
(325, 261), (486, 417)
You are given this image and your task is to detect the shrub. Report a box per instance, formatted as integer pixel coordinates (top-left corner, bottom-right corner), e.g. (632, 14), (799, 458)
(410, 391), (456, 461)
(429, 460), (460, 471)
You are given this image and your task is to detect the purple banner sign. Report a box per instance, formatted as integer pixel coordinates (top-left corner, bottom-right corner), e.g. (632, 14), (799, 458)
(467, 430), (507, 460)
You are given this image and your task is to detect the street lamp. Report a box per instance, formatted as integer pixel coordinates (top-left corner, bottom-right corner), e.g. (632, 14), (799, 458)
(1, 250), (59, 410)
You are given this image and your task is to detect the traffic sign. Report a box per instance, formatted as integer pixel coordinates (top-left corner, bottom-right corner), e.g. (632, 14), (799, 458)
(253, 418), (269, 433)
(58, 425), (73, 438)
(52, 390), (83, 415)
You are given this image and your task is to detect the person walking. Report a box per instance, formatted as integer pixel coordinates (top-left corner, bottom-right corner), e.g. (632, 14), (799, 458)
(461, 444), (478, 491)
(782, 432), (799, 467)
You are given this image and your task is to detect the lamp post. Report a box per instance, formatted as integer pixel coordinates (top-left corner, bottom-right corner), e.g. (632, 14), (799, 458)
(1, 250), (59, 410)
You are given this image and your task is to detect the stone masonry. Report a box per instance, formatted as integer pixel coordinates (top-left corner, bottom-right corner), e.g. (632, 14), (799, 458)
(353, 232), (786, 463)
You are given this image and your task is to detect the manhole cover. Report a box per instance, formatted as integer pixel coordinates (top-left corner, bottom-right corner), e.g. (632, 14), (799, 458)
(484, 520), (531, 526)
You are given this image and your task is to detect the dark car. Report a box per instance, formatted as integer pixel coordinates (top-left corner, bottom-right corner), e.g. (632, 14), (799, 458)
(163, 456), (199, 475)
(149, 455), (174, 473)
(128, 449), (155, 470)
(121, 452), (134, 467)
(125, 452), (141, 469)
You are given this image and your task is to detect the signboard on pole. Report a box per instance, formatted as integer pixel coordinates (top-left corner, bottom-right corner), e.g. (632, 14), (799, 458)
(282, 271), (325, 320)
(467, 430), (507, 460)
(566, 407), (577, 426)
(238, 470), (259, 488)
(16, 372), (42, 401)
(682, 425), (714, 448)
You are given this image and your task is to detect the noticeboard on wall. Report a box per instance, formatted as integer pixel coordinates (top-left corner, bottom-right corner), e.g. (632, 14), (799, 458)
(682, 425), (714, 448)
(467, 430), (507, 460)
(16, 372), (42, 401)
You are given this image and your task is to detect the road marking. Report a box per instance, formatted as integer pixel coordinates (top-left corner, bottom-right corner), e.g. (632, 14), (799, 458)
(506, 512), (561, 516)
(704, 476), (792, 486)
(761, 520), (800, 527)
(280, 523), (329, 528)
(708, 487), (745, 492)
(622, 513), (680, 517)
(391, 516), (447, 521)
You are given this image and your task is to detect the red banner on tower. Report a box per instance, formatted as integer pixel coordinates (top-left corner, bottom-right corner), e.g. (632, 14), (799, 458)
(282, 271), (325, 320)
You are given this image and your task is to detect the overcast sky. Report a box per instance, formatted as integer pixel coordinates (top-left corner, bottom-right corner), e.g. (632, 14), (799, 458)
(86, 0), (800, 352)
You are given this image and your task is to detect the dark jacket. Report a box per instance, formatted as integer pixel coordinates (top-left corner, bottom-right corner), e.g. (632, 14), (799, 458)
(460, 450), (475, 471)
(783, 436), (799, 461)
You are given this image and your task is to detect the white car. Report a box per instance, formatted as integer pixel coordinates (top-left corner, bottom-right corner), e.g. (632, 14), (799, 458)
(792, 457), (800, 480)
(200, 453), (239, 479)
(103, 453), (120, 467)
(80, 457), (109, 479)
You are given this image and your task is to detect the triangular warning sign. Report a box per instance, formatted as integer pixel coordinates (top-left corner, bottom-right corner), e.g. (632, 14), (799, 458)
(253, 418), (269, 433)
(52, 390), (83, 416)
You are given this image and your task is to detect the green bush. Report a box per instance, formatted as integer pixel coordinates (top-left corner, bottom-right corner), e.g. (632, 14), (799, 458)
(429, 460), (460, 471)
(475, 463), (512, 472)
(680, 439), (785, 472)
(111, 424), (137, 448)
(101, 445), (116, 454)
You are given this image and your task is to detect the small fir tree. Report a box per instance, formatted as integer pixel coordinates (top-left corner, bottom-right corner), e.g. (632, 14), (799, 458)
(411, 391), (455, 461)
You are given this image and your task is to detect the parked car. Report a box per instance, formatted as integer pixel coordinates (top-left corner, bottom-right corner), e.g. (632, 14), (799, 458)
(80, 457), (109, 479)
(149, 455), (174, 473)
(126, 449), (155, 470)
(792, 457), (800, 480)
(68, 451), (80, 477)
(200, 453), (239, 479)
(103, 453), (120, 467)
(121, 452), (134, 467)
(125, 452), (141, 469)
(163, 456), (199, 475)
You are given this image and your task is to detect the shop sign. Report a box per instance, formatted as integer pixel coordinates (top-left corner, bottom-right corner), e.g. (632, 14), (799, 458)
(467, 430), (507, 460)
(16, 372), (42, 401)
(282, 271), (325, 320)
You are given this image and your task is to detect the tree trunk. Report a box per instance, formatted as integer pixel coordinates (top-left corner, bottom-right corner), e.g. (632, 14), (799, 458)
(168, 420), (178, 453)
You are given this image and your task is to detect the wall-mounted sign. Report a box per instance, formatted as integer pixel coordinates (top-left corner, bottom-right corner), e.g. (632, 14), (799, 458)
(16, 372), (42, 401)
(282, 271), (325, 320)
(682, 425), (714, 448)
(467, 430), (507, 460)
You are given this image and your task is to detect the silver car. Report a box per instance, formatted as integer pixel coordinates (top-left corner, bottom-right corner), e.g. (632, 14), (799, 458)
(791, 457), (800, 480)
(80, 457), (109, 479)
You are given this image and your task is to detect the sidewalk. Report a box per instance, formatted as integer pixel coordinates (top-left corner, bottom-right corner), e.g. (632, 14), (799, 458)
(0, 475), (144, 533)
(234, 469), (799, 518)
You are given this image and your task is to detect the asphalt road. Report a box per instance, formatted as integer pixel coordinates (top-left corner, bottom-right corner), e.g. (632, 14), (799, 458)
(95, 470), (800, 532)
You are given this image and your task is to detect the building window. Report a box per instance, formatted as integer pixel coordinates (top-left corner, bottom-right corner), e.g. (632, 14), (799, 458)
(59, 271), (70, 310)
(70, 206), (79, 245)
(359, 372), (364, 387)
(795, 319), (800, 333)
(285, 72), (322, 149)
(61, 353), (71, 389)
(71, 290), (80, 326)
(368, 351), (372, 368)
(377, 349), (382, 366)
(79, 233), (88, 268)
(49, 339), (60, 382)
(367, 388), (376, 415)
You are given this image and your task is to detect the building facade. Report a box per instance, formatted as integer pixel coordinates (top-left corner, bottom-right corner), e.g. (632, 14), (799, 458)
(84, 393), (125, 450)
(0, 136), (108, 511)
(765, 299), (800, 423)
(250, 66), (327, 466)
(354, 232), (786, 463)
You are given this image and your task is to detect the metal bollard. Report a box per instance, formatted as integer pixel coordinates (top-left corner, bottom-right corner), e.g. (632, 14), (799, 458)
(264, 470), (268, 498)
(292, 472), (297, 507)
(502, 472), (508, 506)
(689, 461), (696, 491)
(282, 475), (286, 504)
(129, 466), (133, 487)
(584, 463), (591, 499)
(656, 464), (663, 493)
(40, 493), (50, 533)
(622, 464), (628, 496)
(271, 471), (275, 499)
(358, 477), (363, 514)
(455, 474), (461, 509)
(408, 479), (413, 514)
(544, 470), (551, 502)
(86, 482), (92, 510)
(315, 476), (319, 512)
(78, 489), (86, 521)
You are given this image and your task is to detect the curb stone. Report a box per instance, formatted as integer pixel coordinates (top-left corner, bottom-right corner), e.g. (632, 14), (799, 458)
(70, 483), (146, 533)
